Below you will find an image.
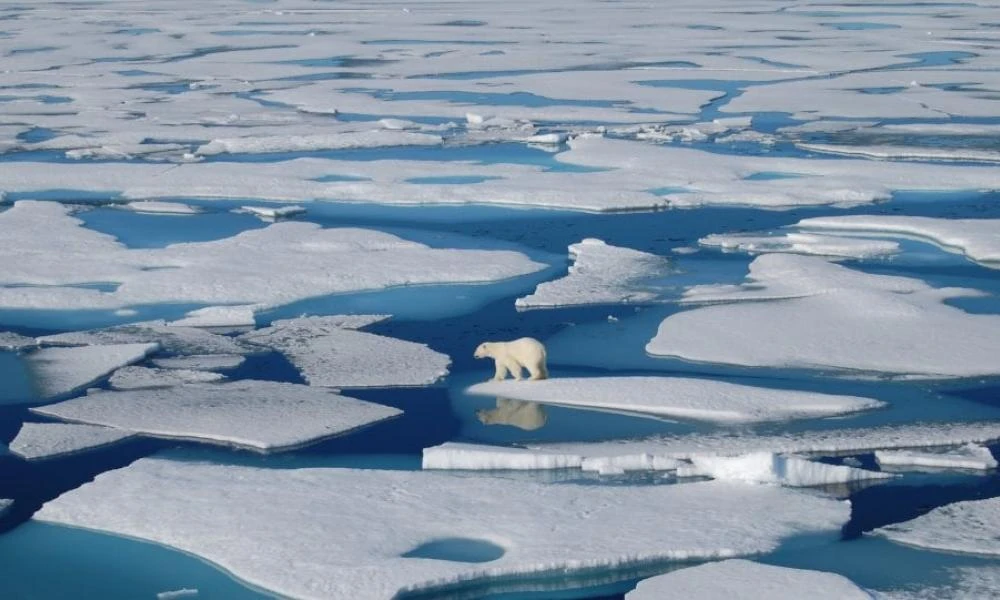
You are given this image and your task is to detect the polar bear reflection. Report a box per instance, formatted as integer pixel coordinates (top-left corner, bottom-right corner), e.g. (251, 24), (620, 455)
(476, 397), (548, 431)
(473, 337), (548, 381)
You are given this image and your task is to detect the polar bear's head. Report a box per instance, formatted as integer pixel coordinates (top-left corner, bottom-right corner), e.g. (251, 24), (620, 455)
(473, 342), (492, 358)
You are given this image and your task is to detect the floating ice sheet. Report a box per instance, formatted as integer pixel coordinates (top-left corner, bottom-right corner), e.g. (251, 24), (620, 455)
(25, 343), (158, 400)
(797, 215), (1000, 268)
(875, 566), (1000, 600)
(167, 306), (258, 328)
(627, 560), (871, 600)
(677, 452), (893, 487)
(0, 332), (37, 350)
(196, 131), (443, 156)
(151, 354), (245, 372)
(40, 322), (252, 356)
(516, 239), (671, 309)
(120, 201), (202, 215)
(237, 205), (307, 221)
(422, 442), (683, 473)
(647, 254), (1000, 378)
(700, 231), (900, 260)
(108, 366), (225, 390)
(240, 316), (449, 388)
(875, 497), (1000, 557)
(467, 377), (884, 424)
(875, 444), (998, 472)
(0, 201), (545, 311)
(32, 380), (401, 452)
(9, 422), (135, 461)
(36, 458), (850, 599)
(798, 143), (1000, 164)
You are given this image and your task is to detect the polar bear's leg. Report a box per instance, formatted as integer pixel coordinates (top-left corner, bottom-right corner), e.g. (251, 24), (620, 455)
(493, 361), (509, 381)
(527, 361), (548, 381)
(505, 359), (524, 380)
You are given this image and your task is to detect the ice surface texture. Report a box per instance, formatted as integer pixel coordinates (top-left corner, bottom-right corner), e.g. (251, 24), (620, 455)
(875, 444), (998, 472)
(36, 458), (849, 599)
(875, 497), (1000, 557)
(10, 422), (135, 461)
(25, 343), (157, 400)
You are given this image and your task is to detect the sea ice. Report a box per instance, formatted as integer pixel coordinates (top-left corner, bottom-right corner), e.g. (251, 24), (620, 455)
(515, 239), (671, 309)
(0, 499), (11, 517)
(700, 231), (900, 260)
(108, 366), (225, 390)
(467, 377), (884, 424)
(25, 343), (158, 400)
(677, 452), (893, 487)
(151, 354), (245, 372)
(9, 422), (135, 461)
(237, 205), (307, 221)
(120, 201), (202, 215)
(875, 444), (998, 472)
(0, 332), (37, 350)
(422, 442), (684, 473)
(874, 566), (1000, 600)
(875, 497), (1000, 557)
(166, 306), (258, 328)
(798, 143), (1000, 165)
(32, 380), (401, 452)
(195, 131), (443, 156)
(797, 215), (1000, 268)
(36, 458), (850, 599)
(240, 316), (450, 388)
(40, 322), (252, 356)
(647, 254), (1000, 378)
(626, 560), (871, 599)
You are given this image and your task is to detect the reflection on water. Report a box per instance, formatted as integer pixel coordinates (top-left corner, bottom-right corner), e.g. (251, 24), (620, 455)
(477, 397), (548, 431)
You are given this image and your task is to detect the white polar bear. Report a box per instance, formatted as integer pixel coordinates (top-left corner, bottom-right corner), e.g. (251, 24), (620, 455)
(474, 337), (548, 381)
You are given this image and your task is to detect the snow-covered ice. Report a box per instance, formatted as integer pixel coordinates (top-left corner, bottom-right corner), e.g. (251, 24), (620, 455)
(151, 354), (245, 372)
(108, 366), (225, 390)
(422, 442), (684, 473)
(516, 239), (671, 309)
(25, 343), (158, 400)
(677, 452), (893, 487)
(875, 444), (998, 472)
(32, 380), (401, 452)
(798, 143), (1000, 165)
(120, 201), (202, 215)
(875, 566), (1000, 600)
(36, 457), (850, 599)
(467, 377), (884, 424)
(166, 306), (258, 329)
(875, 497), (1000, 557)
(195, 131), (443, 156)
(39, 322), (253, 356)
(238, 205), (307, 221)
(240, 316), (450, 388)
(626, 560), (871, 600)
(797, 215), (1000, 268)
(0, 332), (37, 350)
(9, 422), (136, 461)
(700, 231), (900, 260)
(647, 254), (1000, 378)
(157, 590), (199, 600)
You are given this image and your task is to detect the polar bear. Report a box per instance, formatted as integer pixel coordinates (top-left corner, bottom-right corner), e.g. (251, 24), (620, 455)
(474, 337), (548, 381)
(477, 398), (548, 430)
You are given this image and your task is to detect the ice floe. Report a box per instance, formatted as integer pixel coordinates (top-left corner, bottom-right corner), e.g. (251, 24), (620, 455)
(647, 254), (1000, 378)
(237, 205), (307, 221)
(677, 452), (893, 487)
(875, 566), (1000, 600)
(40, 322), (252, 356)
(195, 131), (443, 156)
(422, 442), (683, 474)
(0, 499), (11, 517)
(700, 231), (900, 260)
(515, 239), (671, 309)
(538, 421), (1000, 462)
(240, 316), (450, 388)
(467, 377), (884, 424)
(32, 380), (401, 452)
(120, 201), (202, 215)
(627, 559), (871, 600)
(151, 354), (245, 372)
(0, 332), (37, 350)
(36, 458), (850, 599)
(798, 143), (1000, 164)
(9, 422), (136, 461)
(0, 201), (545, 311)
(797, 215), (1000, 268)
(875, 444), (998, 472)
(875, 497), (1000, 557)
(166, 306), (258, 328)
(108, 366), (225, 390)
(25, 343), (158, 400)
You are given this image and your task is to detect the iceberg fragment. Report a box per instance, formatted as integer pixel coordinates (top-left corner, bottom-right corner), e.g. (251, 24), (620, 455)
(25, 343), (158, 399)
(10, 422), (135, 461)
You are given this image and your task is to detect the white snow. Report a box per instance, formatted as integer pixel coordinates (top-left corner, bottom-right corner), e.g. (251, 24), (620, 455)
(120, 201), (202, 215)
(876, 444), (998, 472)
(0, 332), (37, 350)
(40, 322), (252, 356)
(157, 590), (199, 600)
(167, 306), (258, 328)
(516, 239), (671, 309)
(238, 205), (307, 220)
(108, 366), (225, 390)
(151, 354), (245, 372)
(195, 131), (443, 156)
(32, 380), (401, 452)
(626, 560), (871, 600)
(25, 343), (158, 399)
(422, 442), (684, 473)
(875, 497), (1000, 557)
(874, 566), (1000, 600)
(677, 452), (893, 487)
(36, 457), (850, 599)
(798, 143), (1000, 164)
(240, 316), (450, 388)
(0, 201), (545, 311)
(467, 377), (884, 424)
(700, 231), (900, 260)
(797, 215), (1000, 268)
(647, 254), (1000, 378)
(9, 422), (135, 461)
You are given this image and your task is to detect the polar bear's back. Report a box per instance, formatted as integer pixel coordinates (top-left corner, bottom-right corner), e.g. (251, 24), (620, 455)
(508, 337), (546, 358)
